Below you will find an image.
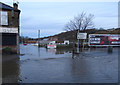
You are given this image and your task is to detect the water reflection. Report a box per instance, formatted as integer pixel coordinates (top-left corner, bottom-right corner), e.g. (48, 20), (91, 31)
(70, 57), (89, 82)
(2, 45), (118, 83)
(46, 48), (72, 54)
(2, 55), (20, 83)
(38, 47), (40, 57)
(46, 48), (56, 53)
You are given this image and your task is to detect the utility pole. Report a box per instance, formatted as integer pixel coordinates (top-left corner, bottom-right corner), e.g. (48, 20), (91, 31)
(38, 30), (40, 47)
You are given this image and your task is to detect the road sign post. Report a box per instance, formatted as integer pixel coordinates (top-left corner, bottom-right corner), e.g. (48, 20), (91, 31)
(77, 30), (80, 53)
(77, 33), (87, 53)
(38, 30), (40, 47)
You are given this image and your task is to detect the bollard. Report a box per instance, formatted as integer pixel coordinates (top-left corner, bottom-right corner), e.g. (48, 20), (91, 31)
(72, 49), (75, 59)
(108, 46), (113, 53)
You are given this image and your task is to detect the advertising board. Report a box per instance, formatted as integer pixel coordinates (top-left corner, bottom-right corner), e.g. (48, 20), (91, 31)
(0, 27), (18, 33)
(89, 34), (120, 46)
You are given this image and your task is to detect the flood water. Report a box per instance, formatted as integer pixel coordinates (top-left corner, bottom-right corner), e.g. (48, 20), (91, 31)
(2, 44), (118, 83)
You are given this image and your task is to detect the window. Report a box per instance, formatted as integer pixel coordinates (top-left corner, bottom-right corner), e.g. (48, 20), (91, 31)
(0, 11), (8, 25)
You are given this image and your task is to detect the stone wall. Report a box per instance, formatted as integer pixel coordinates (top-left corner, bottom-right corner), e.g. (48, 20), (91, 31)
(0, 9), (20, 54)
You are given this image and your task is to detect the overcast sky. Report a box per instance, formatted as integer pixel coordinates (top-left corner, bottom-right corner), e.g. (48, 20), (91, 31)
(1, 0), (118, 38)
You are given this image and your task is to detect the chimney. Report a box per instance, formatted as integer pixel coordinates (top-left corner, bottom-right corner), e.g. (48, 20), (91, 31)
(13, 3), (18, 9)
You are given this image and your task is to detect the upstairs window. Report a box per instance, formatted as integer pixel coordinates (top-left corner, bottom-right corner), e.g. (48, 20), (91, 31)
(0, 11), (8, 25)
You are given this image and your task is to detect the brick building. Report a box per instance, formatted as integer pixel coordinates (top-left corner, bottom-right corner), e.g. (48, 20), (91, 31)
(0, 2), (21, 54)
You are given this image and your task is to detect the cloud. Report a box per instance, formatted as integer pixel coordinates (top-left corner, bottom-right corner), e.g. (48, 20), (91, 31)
(20, 26), (65, 38)
(1, 0), (119, 3)
(94, 17), (118, 28)
(18, 2), (118, 37)
(13, 0), (120, 2)
(1, 1), (118, 37)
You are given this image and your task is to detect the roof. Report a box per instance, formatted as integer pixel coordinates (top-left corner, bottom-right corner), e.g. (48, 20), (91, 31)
(0, 2), (20, 11)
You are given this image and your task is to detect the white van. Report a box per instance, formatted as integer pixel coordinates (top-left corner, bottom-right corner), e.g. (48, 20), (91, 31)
(47, 41), (57, 49)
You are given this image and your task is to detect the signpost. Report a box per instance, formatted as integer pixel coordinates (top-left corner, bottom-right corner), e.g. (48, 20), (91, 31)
(38, 30), (40, 47)
(77, 33), (87, 53)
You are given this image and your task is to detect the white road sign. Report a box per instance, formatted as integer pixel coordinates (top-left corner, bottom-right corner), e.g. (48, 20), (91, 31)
(77, 33), (87, 39)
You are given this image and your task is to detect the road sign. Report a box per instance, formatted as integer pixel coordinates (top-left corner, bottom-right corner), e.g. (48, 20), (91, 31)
(77, 33), (87, 39)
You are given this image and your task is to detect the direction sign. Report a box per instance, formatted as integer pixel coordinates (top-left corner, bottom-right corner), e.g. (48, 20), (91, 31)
(77, 33), (87, 39)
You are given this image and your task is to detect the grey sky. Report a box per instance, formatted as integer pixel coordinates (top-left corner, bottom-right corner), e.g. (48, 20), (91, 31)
(1, 1), (118, 38)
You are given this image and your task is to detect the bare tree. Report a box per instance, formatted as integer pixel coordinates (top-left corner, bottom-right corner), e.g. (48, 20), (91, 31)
(65, 12), (94, 31)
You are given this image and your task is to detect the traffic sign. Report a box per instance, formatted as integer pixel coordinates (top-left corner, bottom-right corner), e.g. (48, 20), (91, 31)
(77, 33), (87, 39)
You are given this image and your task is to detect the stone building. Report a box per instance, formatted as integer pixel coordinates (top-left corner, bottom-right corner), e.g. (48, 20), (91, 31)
(0, 2), (21, 54)
(49, 36), (58, 41)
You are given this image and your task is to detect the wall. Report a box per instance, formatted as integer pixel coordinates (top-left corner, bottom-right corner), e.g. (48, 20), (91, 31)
(0, 8), (20, 54)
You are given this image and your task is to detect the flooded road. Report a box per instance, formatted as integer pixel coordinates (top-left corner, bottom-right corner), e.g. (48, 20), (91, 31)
(2, 44), (118, 83)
